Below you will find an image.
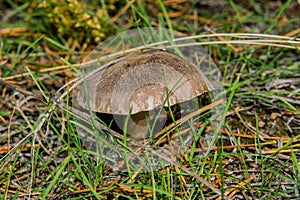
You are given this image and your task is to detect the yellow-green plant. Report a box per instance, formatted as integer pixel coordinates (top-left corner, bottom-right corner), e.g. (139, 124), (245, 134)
(38, 0), (115, 44)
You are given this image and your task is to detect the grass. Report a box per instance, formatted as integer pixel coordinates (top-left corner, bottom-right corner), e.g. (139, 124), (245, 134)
(1, 0), (300, 199)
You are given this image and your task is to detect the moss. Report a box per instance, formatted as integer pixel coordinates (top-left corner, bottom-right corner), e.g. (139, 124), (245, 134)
(36, 0), (115, 45)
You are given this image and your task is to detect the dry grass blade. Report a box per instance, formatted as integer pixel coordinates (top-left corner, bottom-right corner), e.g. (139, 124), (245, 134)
(0, 112), (50, 170)
(70, 106), (229, 198)
(153, 99), (224, 141)
(3, 33), (299, 81)
(2, 1), (300, 198)
(0, 27), (30, 36)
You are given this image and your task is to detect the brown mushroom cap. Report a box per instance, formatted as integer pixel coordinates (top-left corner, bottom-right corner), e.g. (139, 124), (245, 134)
(77, 50), (213, 115)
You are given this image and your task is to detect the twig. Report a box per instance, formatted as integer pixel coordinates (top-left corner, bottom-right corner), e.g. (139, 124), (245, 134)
(0, 78), (42, 99)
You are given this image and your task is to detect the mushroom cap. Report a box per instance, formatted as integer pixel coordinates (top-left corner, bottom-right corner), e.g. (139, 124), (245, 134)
(77, 50), (213, 115)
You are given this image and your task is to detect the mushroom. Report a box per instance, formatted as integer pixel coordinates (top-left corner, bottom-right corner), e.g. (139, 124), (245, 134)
(77, 49), (213, 140)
